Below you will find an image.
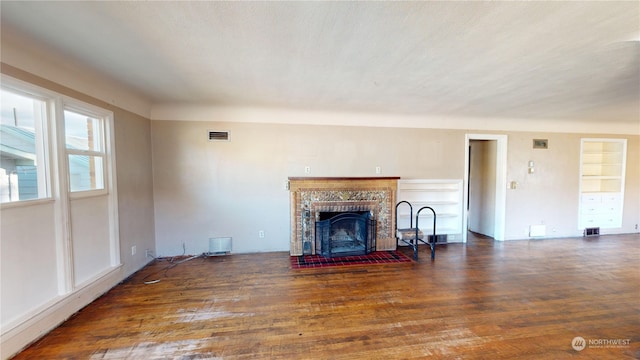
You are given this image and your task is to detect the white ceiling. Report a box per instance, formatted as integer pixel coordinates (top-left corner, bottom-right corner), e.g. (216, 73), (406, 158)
(1, 1), (639, 124)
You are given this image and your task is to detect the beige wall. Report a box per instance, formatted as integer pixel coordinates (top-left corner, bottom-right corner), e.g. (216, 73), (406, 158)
(505, 131), (639, 239)
(152, 119), (639, 255)
(113, 107), (156, 276)
(151, 121), (466, 255)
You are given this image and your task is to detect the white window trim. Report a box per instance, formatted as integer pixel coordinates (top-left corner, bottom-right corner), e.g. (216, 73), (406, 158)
(62, 99), (113, 199)
(0, 76), (56, 206)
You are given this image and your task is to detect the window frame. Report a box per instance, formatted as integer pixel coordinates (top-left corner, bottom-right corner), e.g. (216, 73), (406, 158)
(62, 101), (112, 199)
(0, 77), (55, 207)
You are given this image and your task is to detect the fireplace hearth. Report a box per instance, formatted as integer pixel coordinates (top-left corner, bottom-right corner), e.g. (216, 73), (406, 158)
(315, 211), (376, 258)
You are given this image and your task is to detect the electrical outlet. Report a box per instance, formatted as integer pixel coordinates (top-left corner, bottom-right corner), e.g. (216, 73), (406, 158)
(131, 245), (136, 256)
(259, 230), (265, 238)
(304, 166), (311, 174)
(145, 249), (153, 258)
(375, 166), (381, 174)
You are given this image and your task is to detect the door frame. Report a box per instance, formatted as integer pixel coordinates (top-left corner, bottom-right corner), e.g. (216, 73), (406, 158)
(463, 134), (508, 242)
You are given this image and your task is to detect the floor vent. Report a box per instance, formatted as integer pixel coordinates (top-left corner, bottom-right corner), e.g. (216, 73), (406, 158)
(208, 237), (232, 256)
(208, 130), (230, 141)
(428, 234), (447, 243)
(584, 227), (600, 237)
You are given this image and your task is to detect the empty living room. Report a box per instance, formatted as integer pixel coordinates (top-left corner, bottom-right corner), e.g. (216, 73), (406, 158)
(1, 1), (638, 359)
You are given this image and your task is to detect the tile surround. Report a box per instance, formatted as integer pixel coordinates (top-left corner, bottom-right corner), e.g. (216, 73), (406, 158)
(289, 177), (399, 256)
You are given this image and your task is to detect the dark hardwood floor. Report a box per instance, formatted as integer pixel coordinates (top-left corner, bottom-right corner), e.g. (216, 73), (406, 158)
(12, 233), (640, 359)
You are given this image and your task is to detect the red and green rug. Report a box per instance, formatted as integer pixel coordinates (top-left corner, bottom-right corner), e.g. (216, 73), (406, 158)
(291, 250), (412, 269)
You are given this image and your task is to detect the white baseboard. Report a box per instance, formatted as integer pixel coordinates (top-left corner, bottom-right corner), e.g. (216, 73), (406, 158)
(1, 266), (122, 360)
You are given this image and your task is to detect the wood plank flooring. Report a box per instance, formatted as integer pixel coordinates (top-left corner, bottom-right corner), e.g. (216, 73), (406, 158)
(12, 233), (640, 359)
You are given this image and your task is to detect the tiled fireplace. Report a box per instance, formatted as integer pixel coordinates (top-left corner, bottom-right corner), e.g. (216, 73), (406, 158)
(288, 177), (399, 256)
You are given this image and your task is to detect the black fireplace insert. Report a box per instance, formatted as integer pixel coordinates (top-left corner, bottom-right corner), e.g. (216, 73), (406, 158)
(315, 211), (376, 258)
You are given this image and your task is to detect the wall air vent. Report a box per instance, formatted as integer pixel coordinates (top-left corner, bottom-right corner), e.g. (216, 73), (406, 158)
(584, 227), (600, 237)
(208, 130), (230, 142)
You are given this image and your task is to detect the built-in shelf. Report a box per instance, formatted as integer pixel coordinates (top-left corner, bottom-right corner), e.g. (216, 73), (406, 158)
(579, 139), (626, 230)
(397, 179), (463, 242)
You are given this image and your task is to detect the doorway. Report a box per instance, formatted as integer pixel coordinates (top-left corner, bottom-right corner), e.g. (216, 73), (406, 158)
(468, 140), (497, 238)
(462, 134), (507, 243)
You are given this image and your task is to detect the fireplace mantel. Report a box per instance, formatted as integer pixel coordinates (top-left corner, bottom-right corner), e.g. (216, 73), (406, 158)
(288, 177), (399, 256)
(288, 177), (401, 181)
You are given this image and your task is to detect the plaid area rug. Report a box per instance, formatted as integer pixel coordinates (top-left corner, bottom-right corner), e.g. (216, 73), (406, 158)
(291, 250), (412, 269)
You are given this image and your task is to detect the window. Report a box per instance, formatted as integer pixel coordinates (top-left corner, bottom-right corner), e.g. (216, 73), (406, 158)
(63, 108), (106, 193)
(2, 75), (121, 337)
(0, 88), (49, 203)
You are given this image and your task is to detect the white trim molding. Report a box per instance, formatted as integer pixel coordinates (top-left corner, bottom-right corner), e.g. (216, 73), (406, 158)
(1, 266), (122, 359)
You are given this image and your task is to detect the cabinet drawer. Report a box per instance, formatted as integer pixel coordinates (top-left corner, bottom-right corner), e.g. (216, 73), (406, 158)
(581, 194), (602, 204)
(601, 193), (621, 204)
(581, 215), (601, 227)
(581, 206), (603, 215)
(601, 216), (622, 228)
(581, 214), (622, 229)
(581, 204), (619, 215)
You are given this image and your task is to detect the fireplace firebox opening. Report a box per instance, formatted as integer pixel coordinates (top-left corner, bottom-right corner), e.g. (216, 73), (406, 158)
(315, 211), (376, 258)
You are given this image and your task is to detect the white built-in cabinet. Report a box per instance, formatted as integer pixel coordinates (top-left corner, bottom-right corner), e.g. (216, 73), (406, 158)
(396, 179), (463, 242)
(579, 138), (627, 230)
